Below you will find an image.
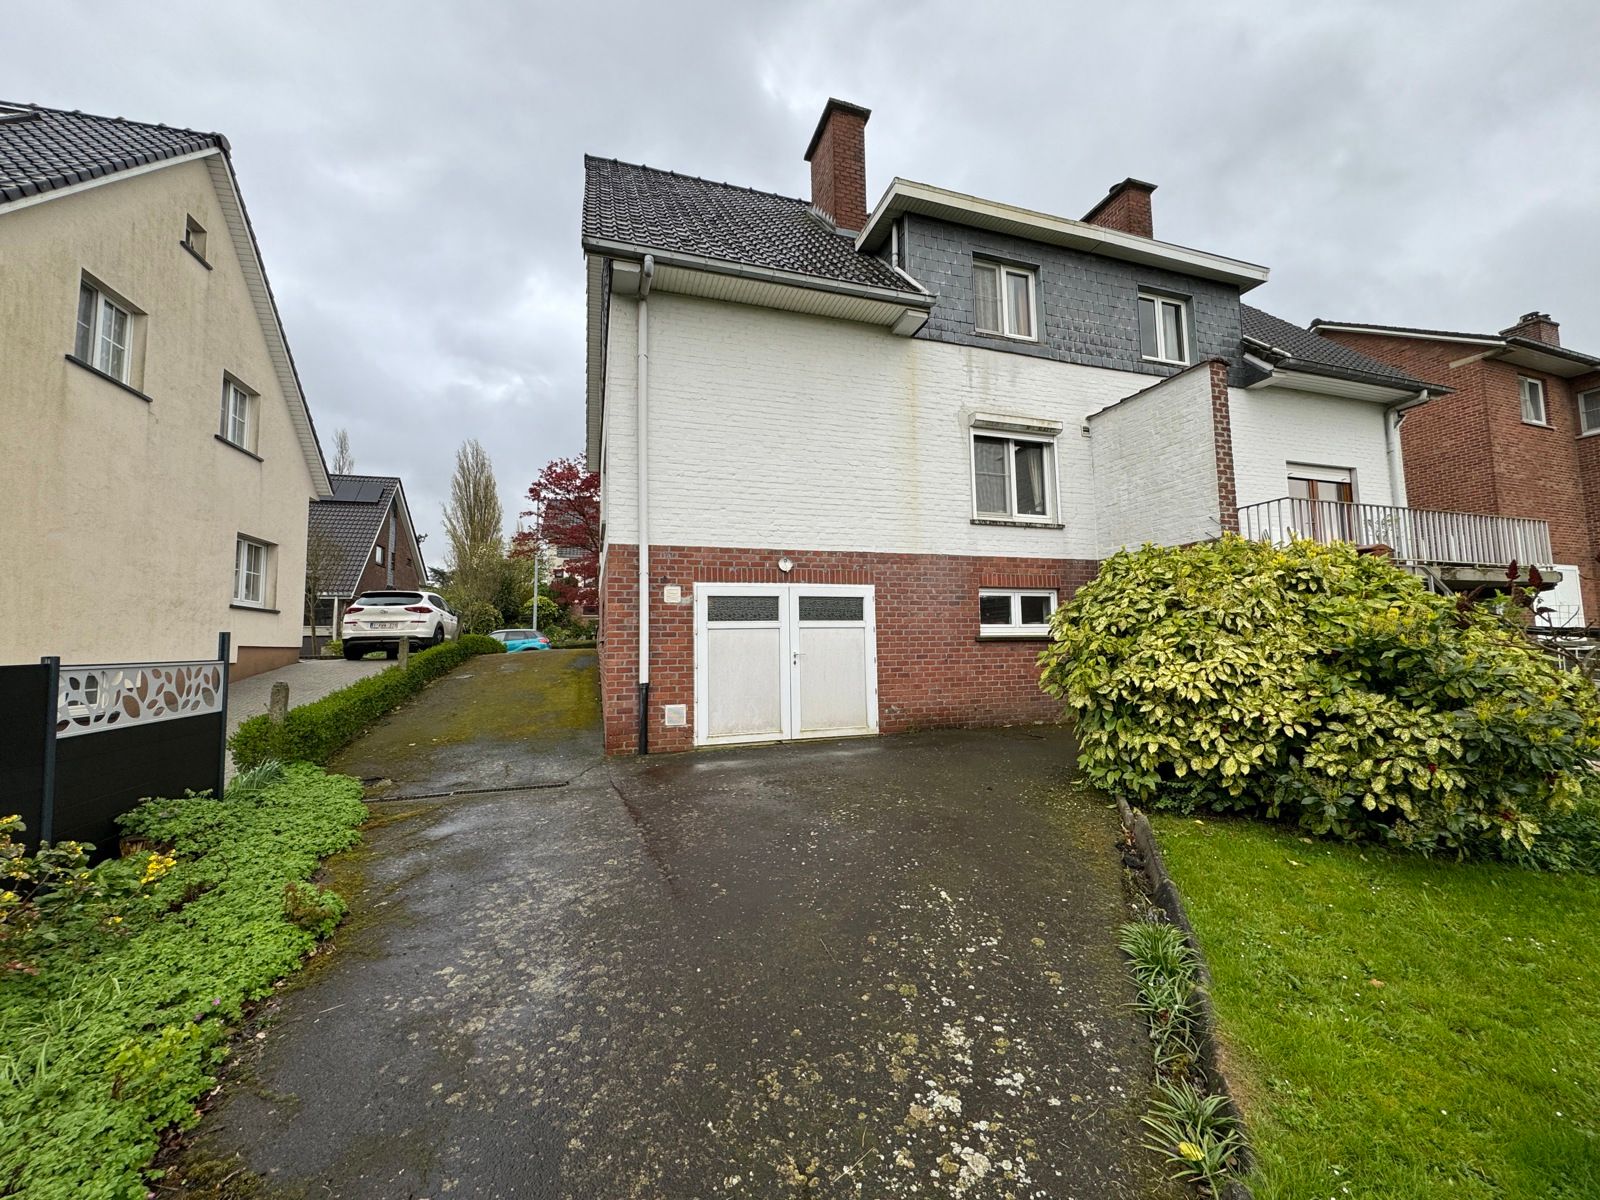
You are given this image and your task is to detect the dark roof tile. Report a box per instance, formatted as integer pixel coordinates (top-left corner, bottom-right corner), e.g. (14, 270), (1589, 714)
(307, 475), (400, 598)
(1242, 305), (1438, 391)
(582, 155), (913, 293)
(0, 102), (223, 205)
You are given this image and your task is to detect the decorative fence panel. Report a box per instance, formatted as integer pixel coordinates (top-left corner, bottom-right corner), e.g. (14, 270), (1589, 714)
(5, 635), (230, 854)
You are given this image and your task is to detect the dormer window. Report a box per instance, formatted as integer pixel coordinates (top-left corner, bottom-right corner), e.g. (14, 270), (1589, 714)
(973, 260), (1037, 341)
(1138, 292), (1189, 364)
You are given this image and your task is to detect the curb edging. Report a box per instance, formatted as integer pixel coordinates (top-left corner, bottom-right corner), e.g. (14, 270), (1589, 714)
(1118, 797), (1255, 1200)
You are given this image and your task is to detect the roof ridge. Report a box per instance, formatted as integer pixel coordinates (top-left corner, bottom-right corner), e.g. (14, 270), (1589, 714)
(0, 99), (224, 145)
(585, 153), (807, 206)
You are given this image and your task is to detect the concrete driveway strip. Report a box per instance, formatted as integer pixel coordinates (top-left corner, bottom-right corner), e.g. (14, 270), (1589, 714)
(179, 652), (1174, 1199)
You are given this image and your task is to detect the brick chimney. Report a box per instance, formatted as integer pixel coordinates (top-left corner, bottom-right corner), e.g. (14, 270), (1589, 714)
(1501, 311), (1561, 346)
(805, 98), (871, 233)
(1082, 178), (1157, 239)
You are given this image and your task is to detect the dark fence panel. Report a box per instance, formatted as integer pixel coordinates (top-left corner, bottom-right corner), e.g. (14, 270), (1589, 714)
(1, 664), (51, 839)
(52, 711), (225, 851)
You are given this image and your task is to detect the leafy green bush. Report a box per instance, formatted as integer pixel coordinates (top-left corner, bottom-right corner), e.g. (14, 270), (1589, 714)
(0, 765), (365, 1199)
(457, 600), (501, 636)
(230, 635), (505, 769)
(1041, 536), (1600, 868)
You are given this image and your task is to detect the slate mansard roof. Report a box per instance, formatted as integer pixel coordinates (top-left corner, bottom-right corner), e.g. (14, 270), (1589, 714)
(0, 101), (225, 204)
(1241, 305), (1438, 393)
(308, 475), (413, 597)
(582, 155), (915, 294)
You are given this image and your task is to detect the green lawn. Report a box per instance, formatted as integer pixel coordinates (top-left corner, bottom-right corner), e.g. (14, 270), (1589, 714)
(1152, 815), (1600, 1199)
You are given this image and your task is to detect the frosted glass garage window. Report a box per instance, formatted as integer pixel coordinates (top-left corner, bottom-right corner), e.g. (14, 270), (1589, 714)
(707, 595), (780, 622)
(797, 596), (864, 622)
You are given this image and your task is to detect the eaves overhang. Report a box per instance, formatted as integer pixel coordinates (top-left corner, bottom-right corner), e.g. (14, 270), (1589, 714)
(1247, 364), (1432, 404)
(1312, 322), (1600, 381)
(857, 178), (1271, 292)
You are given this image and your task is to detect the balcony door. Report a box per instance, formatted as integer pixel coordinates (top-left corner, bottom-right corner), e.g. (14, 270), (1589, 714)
(1287, 467), (1355, 542)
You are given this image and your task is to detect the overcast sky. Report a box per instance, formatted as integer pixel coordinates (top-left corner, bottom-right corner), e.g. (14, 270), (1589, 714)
(7, 1), (1599, 558)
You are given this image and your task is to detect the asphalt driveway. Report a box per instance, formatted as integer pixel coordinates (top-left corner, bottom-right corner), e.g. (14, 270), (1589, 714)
(179, 651), (1172, 1199)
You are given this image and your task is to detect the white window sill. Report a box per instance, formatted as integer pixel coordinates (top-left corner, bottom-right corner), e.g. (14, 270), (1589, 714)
(229, 601), (276, 612)
(979, 627), (1052, 640)
(974, 328), (1040, 345)
(972, 517), (1064, 529)
(1579, 428), (1600, 439)
(1142, 355), (1191, 367)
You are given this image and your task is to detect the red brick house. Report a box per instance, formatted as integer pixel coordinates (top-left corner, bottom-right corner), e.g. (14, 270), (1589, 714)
(304, 474), (428, 652)
(1314, 314), (1600, 623)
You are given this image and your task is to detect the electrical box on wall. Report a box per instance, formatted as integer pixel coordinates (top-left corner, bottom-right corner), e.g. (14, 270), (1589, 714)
(662, 704), (687, 728)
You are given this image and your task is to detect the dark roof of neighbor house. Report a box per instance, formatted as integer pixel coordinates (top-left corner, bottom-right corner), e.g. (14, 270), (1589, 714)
(308, 475), (409, 598)
(582, 155), (914, 293)
(0, 101), (225, 204)
(1309, 318), (1600, 371)
(1241, 305), (1441, 393)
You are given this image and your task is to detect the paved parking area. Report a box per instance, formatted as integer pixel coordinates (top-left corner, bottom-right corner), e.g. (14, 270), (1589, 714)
(182, 653), (1172, 1198)
(225, 658), (388, 778)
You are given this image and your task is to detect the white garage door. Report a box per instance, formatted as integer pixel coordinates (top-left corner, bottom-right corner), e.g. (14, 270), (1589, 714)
(694, 583), (878, 747)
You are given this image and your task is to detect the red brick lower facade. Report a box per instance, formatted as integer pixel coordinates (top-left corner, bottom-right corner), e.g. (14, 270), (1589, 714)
(599, 543), (1099, 753)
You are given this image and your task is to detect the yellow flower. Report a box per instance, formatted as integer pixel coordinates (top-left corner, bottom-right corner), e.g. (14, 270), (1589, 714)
(140, 853), (176, 885)
(1177, 1141), (1205, 1162)
(0, 891), (16, 903)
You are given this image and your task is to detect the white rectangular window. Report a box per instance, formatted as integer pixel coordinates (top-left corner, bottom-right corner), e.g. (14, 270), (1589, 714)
(979, 589), (1057, 638)
(973, 260), (1037, 340)
(1520, 376), (1548, 425)
(1137, 292), (1189, 364)
(1581, 389), (1600, 435)
(74, 280), (133, 381)
(971, 432), (1056, 521)
(233, 536), (270, 607)
(220, 378), (256, 451)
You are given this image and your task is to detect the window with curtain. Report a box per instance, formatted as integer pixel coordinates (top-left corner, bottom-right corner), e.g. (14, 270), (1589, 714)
(973, 260), (1038, 339)
(220, 378), (256, 451)
(1519, 376), (1548, 425)
(1137, 292), (1189, 364)
(233, 536), (271, 606)
(1581, 389), (1600, 435)
(972, 433), (1055, 521)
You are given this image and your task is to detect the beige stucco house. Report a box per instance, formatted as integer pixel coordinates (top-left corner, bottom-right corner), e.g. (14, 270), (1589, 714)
(0, 102), (331, 678)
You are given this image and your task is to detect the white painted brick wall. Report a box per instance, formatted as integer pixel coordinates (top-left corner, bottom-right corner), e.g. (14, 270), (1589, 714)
(1088, 368), (1220, 555)
(604, 293), (1145, 558)
(1229, 385), (1397, 509)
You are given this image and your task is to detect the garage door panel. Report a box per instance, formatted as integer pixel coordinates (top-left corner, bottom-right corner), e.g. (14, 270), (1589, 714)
(704, 626), (785, 740)
(796, 626), (869, 735)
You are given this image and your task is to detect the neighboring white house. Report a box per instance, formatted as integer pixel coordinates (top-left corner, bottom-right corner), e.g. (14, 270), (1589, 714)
(0, 102), (331, 678)
(582, 99), (1546, 754)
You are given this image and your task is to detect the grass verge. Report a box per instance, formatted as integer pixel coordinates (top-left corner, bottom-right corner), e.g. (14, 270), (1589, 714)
(1153, 814), (1600, 1199)
(230, 633), (506, 769)
(0, 765), (366, 1199)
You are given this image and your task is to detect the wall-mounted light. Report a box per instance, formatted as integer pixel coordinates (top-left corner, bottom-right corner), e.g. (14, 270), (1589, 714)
(778, 557), (794, 573)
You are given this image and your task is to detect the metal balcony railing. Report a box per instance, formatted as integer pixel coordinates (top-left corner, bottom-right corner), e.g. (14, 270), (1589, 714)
(1236, 497), (1553, 567)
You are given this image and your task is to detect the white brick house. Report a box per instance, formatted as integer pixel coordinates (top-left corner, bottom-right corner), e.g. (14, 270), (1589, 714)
(583, 99), (1545, 754)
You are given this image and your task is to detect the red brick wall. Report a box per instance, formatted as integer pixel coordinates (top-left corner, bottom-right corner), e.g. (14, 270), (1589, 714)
(1320, 330), (1600, 615)
(598, 543), (1098, 754)
(1082, 181), (1155, 239)
(1208, 359), (1240, 531)
(350, 498), (426, 600)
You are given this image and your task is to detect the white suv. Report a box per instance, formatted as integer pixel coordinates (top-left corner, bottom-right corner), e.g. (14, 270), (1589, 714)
(341, 591), (459, 659)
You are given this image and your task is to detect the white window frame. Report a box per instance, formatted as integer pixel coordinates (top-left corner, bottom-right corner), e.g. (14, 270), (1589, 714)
(1138, 292), (1190, 365)
(970, 430), (1058, 523)
(233, 536), (272, 608)
(1519, 376), (1548, 426)
(973, 260), (1039, 341)
(74, 280), (134, 382)
(1580, 388), (1600, 436)
(220, 377), (257, 451)
(978, 588), (1058, 639)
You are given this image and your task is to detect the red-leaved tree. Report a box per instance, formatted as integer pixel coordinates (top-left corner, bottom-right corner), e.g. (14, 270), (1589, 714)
(512, 457), (601, 612)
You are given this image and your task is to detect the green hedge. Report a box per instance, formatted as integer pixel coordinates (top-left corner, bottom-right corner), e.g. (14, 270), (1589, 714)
(230, 635), (506, 769)
(1040, 536), (1600, 869)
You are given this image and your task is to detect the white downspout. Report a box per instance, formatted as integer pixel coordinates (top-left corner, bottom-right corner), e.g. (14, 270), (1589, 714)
(636, 254), (654, 753)
(1386, 390), (1424, 509)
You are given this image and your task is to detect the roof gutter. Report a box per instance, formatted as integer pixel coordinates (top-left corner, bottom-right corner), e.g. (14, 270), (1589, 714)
(582, 236), (934, 310)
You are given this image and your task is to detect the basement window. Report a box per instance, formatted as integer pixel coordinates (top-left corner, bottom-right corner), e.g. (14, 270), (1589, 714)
(1520, 376), (1548, 426)
(979, 589), (1057, 638)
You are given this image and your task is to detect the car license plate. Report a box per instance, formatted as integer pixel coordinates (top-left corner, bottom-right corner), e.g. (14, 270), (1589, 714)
(373, 621), (401, 629)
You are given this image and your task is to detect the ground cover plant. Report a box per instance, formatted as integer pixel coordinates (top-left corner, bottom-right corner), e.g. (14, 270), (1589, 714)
(1041, 536), (1600, 868)
(231, 633), (506, 768)
(1154, 814), (1600, 1199)
(0, 764), (365, 1199)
